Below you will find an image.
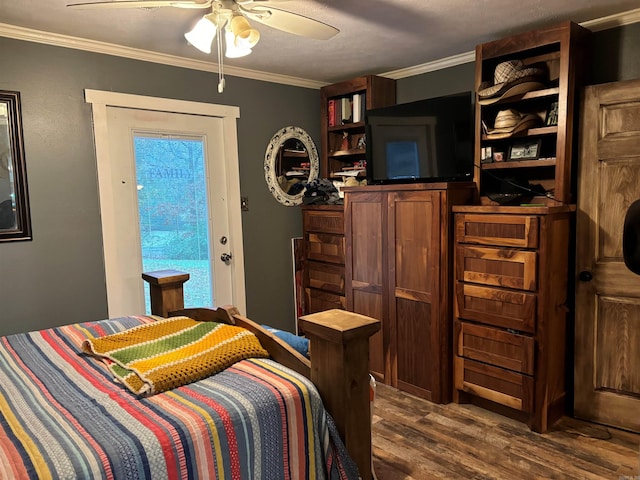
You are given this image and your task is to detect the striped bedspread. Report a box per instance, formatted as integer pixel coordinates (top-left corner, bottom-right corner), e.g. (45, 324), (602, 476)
(0, 316), (359, 480)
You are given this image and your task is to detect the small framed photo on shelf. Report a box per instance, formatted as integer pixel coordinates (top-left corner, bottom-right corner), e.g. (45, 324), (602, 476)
(481, 146), (493, 163)
(545, 101), (559, 126)
(341, 131), (350, 150)
(508, 139), (542, 161)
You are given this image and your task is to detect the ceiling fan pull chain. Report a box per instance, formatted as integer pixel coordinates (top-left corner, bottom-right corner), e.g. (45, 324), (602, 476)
(217, 17), (225, 93)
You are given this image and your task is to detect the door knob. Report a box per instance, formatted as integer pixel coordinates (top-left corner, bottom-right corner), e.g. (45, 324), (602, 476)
(578, 270), (593, 282)
(220, 253), (232, 265)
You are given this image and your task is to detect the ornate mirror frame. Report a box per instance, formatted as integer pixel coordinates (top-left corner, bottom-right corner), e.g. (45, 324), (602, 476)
(264, 126), (319, 206)
(0, 90), (32, 242)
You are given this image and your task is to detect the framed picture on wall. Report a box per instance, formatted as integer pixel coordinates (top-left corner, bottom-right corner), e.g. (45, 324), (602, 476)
(0, 90), (32, 242)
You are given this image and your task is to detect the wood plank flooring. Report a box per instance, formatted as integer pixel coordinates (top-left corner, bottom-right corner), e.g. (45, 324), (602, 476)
(371, 383), (640, 479)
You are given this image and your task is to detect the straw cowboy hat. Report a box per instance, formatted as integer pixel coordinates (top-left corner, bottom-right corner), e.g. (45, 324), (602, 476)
(478, 59), (547, 105)
(485, 109), (541, 139)
(623, 199), (640, 275)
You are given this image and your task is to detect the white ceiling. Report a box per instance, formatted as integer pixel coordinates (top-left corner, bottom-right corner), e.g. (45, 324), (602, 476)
(1, 0), (640, 88)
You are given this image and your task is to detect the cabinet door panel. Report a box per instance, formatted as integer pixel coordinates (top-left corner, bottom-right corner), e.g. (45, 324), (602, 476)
(345, 191), (386, 382)
(455, 283), (536, 333)
(396, 297), (434, 400)
(393, 194), (437, 294)
(350, 199), (384, 288)
(389, 190), (446, 402)
(457, 245), (537, 291)
(353, 290), (385, 381)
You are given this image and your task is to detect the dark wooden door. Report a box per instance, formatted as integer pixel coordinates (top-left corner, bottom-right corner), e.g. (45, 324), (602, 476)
(388, 190), (442, 401)
(344, 190), (388, 382)
(574, 78), (640, 432)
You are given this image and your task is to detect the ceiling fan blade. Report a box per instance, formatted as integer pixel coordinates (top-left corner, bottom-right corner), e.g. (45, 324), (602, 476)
(240, 5), (338, 40)
(67, 0), (212, 9)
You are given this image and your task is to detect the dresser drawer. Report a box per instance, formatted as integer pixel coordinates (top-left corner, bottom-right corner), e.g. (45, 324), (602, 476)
(456, 245), (537, 291)
(455, 356), (534, 413)
(306, 233), (345, 264)
(303, 209), (344, 234)
(455, 320), (534, 374)
(305, 288), (345, 313)
(306, 261), (344, 294)
(456, 214), (539, 248)
(455, 283), (536, 333)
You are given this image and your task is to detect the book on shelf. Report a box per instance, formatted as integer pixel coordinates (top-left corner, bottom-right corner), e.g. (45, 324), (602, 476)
(341, 97), (352, 124)
(352, 93), (365, 123)
(328, 93), (366, 127)
(339, 169), (362, 177)
(332, 99), (343, 127)
(328, 99), (336, 127)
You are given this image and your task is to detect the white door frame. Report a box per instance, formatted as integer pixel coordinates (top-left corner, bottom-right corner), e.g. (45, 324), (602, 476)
(85, 89), (246, 316)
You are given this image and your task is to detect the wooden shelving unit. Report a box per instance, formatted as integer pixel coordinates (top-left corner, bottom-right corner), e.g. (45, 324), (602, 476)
(453, 21), (592, 433)
(474, 21), (591, 205)
(320, 75), (396, 179)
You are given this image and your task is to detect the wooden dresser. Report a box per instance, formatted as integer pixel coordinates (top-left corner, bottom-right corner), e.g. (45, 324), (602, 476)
(301, 205), (346, 314)
(452, 205), (574, 432)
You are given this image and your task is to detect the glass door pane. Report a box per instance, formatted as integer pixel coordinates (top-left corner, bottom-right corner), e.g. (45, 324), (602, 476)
(134, 135), (213, 313)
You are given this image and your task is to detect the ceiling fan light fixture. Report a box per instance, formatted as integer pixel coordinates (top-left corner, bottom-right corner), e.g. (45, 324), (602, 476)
(224, 28), (252, 58)
(184, 13), (217, 53)
(230, 14), (260, 49)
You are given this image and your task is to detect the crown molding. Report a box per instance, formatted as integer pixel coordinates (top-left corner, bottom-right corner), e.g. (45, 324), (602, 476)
(0, 22), (326, 90)
(380, 7), (640, 80)
(381, 51), (476, 79)
(581, 6), (640, 31)
(1, 7), (640, 87)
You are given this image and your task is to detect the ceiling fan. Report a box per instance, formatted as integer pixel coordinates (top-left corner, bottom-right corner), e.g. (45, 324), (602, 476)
(66, 0), (339, 91)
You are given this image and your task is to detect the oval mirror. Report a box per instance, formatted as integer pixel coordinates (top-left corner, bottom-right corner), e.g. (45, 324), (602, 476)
(264, 126), (319, 206)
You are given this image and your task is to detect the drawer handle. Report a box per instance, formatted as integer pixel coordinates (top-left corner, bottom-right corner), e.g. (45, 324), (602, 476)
(578, 270), (593, 282)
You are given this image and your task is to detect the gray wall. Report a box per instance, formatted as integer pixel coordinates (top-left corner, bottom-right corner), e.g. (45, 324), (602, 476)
(0, 37), (318, 336)
(1, 21), (639, 337)
(397, 63), (476, 103)
(590, 23), (640, 85)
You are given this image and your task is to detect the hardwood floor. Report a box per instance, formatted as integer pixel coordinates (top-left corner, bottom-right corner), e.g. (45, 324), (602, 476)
(371, 383), (640, 479)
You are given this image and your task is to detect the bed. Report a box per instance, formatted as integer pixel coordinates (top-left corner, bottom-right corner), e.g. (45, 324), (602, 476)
(0, 270), (380, 480)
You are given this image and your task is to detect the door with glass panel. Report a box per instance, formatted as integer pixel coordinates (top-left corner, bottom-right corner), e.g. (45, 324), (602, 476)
(91, 101), (245, 318)
(133, 131), (219, 313)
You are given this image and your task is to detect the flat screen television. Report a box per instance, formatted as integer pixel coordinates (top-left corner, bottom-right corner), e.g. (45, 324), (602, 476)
(365, 91), (474, 185)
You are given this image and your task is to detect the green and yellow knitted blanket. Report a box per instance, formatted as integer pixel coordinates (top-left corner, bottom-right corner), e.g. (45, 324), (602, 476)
(82, 316), (270, 396)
